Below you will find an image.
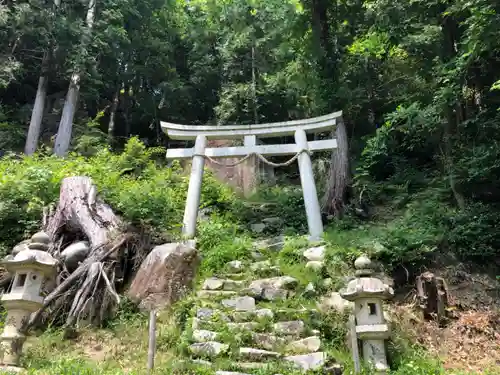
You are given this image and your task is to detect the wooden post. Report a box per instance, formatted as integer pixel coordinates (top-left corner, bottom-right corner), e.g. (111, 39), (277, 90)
(294, 129), (324, 241)
(349, 315), (361, 373)
(182, 135), (206, 239)
(147, 310), (157, 374)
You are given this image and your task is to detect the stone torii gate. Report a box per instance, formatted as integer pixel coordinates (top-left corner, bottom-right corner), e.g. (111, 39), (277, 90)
(161, 111), (342, 242)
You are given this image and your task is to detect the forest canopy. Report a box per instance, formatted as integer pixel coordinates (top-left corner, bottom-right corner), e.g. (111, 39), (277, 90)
(0, 0), (499, 267)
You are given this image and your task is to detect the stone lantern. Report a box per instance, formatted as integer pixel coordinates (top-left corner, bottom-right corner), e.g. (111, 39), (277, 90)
(0, 232), (57, 370)
(340, 254), (394, 374)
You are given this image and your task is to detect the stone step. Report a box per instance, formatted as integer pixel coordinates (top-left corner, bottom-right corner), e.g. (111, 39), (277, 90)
(250, 333), (288, 351)
(197, 290), (238, 299)
(235, 362), (269, 370)
(196, 308), (230, 322)
(239, 347), (281, 361)
(192, 329), (218, 343)
(202, 277), (245, 291)
(227, 322), (260, 331)
(231, 308), (274, 322)
(221, 296), (256, 311)
(189, 342), (229, 358)
(226, 260), (244, 273)
(284, 352), (327, 372)
(273, 320), (306, 336)
(285, 336), (321, 354)
(249, 276), (298, 291)
(273, 308), (319, 322)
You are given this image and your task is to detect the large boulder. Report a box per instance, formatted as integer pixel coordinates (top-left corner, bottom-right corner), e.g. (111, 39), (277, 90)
(128, 242), (200, 310)
(60, 241), (90, 271)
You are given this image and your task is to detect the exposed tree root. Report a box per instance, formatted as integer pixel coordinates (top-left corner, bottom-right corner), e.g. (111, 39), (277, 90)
(21, 176), (151, 333)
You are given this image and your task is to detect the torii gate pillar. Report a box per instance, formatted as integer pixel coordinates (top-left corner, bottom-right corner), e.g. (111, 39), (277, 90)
(295, 129), (323, 241)
(183, 135), (207, 239)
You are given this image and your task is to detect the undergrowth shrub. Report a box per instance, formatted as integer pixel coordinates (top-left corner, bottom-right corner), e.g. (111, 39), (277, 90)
(236, 185), (307, 233)
(197, 214), (251, 276)
(0, 137), (235, 256)
(447, 202), (500, 260)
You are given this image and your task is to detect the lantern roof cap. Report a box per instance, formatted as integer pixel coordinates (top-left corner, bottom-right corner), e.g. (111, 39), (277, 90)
(1, 232), (57, 273)
(340, 254), (394, 301)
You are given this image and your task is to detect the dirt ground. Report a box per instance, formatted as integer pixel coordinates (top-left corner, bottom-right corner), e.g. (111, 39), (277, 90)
(392, 263), (500, 373)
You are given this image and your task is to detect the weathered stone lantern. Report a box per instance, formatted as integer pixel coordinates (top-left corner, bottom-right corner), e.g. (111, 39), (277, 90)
(0, 232), (57, 370)
(340, 254), (394, 374)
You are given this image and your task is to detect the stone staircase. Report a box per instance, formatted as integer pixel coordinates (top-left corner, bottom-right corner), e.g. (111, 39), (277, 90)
(181, 242), (343, 375)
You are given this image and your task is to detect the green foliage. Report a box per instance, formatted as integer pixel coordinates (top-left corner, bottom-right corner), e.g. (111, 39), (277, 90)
(0, 138), (234, 256)
(197, 215), (251, 276)
(447, 202), (500, 259)
(239, 185), (307, 234)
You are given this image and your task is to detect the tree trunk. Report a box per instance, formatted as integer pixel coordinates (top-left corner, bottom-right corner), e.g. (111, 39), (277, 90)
(25, 67), (48, 155)
(107, 87), (120, 143)
(25, 0), (62, 154)
(53, 0), (97, 156)
(54, 73), (80, 156)
(440, 12), (465, 209)
(321, 118), (350, 217)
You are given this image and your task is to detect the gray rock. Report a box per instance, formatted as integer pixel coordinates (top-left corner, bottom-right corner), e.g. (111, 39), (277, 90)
(239, 286), (263, 298)
(303, 282), (316, 297)
(202, 277), (244, 291)
(255, 308), (274, 319)
(303, 245), (325, 262)
(239, 347), (281, 360)
(284, 352), (327, 371)
(128, 242), (200, 311)
(227, 260), (244, 273)
(287, 336), (321, 354)
(262, 288), (288, 301)
(196, 308), (216, 320)
(201, 277), (224, 290)
(192, 330), (218, 342)
(251, 251), (265, 260)
(227, 322), (259, 331)
(253, 236), (285, 252)
(250, 260), (273, 271)
(250, 223), (266, 233)
(196, 308), (229, 322)
(251, 333), (287, 350)
(262, 217), (281, 225)
(306, 261), (324, 271)
(232, 308), (274, 322)
(249, 276), (298, 291)
(222, 296), (256, 311)
(189, 342), (229, 358)
(273, 320), (305, 336)
(61, 241), (91, 271)
(322, 278), (334, 288)
(318, 292), (354, 313)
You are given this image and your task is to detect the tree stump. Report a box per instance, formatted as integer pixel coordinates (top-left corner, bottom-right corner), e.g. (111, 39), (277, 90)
(22, 176), (142, 332)
(416, 271), (450, 324)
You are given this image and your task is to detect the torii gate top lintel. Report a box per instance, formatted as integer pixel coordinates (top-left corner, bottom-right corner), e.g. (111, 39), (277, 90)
(161, 111), (343, 242)
(160, 110), (342, 140)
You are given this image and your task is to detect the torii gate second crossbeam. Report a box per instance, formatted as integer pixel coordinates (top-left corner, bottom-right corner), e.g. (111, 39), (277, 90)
(161, 111), (342, 242)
